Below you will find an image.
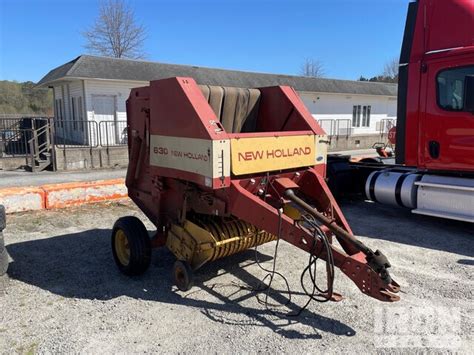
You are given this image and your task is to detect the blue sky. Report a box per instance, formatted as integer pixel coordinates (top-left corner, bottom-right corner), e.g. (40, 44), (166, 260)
(0, 0), (411, 83)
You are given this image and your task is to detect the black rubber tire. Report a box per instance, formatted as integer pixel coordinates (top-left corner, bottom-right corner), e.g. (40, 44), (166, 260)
(0, 205), (5, 232)
(173, 260), (194, 291)
(111, 216), (151, 276)
(0, 206), (9, 279)
(0, 238), (8, 276)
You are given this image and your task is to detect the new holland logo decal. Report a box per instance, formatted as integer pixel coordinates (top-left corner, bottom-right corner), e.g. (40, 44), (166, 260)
(231, 135), (317, 175)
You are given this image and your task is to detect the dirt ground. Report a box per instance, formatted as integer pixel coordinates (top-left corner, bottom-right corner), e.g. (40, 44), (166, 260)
(0, 199), (472, 354)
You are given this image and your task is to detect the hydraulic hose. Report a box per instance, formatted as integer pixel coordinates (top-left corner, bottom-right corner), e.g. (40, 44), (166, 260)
(284, 189), (393, 284)
(283, 189), (372, 255)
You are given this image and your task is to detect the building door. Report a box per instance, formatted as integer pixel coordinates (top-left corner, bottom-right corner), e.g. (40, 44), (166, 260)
(92, 95), (116, 146)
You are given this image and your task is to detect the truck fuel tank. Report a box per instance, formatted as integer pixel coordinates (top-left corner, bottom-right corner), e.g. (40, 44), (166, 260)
(365, 170), (421, 209)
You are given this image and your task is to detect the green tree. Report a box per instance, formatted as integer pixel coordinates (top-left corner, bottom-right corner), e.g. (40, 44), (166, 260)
(0, 81), (53, 115)
(358, 58), (399, 84)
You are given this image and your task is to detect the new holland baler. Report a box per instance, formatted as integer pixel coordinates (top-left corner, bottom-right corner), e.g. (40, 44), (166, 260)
(111, 77), (400, 305)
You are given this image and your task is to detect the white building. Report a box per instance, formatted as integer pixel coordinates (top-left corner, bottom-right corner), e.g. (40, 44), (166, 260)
(37, 55), (397, 144)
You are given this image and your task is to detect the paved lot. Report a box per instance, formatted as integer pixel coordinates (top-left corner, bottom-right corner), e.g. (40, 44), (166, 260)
(0, 199), (472, 353)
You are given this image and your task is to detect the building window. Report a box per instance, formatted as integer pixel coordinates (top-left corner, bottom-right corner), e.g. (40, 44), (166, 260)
(353, 105), (371, 127)
(71, 97), (77, 130)
(77, 97), (84, 132)
(352, 105), (361, 127)
(367, 105), (371, 127)
(437, 66), (474, 111)
(55, 99), (63, 128)
(362, 105), (371, 127)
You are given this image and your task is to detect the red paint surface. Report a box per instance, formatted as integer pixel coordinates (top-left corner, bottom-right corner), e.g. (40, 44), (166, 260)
(403, 0), (474, 171)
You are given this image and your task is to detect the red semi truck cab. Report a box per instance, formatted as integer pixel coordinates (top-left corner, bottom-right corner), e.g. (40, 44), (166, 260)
(397, 0), (474, 172)
(330, 0), (474, 222)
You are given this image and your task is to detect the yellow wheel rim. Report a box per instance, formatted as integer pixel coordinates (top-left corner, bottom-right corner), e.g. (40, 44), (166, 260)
(115, 229), (130, 266)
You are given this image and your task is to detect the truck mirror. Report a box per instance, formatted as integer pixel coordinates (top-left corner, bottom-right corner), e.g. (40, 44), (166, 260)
(464, 76), (474, 113)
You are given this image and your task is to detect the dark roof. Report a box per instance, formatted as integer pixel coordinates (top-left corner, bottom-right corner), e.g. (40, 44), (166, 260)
(37, 55), (398, 96)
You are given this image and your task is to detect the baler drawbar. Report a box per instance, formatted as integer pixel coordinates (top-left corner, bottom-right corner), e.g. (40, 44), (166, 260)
(111, 77), (400, 305)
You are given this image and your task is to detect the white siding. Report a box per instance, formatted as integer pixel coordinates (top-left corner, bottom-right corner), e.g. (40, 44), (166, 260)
(300, 92), (397, 135)
(69, 81), (83, 98)
(51, 81), (88, 144)
(52, 83), (66, 118)
(53, 84), (62, 100)
(52, 82), (76, 121)
(64, 84), (71, 121)
(83, 79), (146, 123)
(68, 81), (85, 143)
(52, 83), (67, 134)
(75, 79), (397, 137)
(83, 79), (145, 146)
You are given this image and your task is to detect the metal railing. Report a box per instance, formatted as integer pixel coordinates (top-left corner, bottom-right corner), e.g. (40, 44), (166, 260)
(1, 117), (127, 170)
(0, 118), (21, 131)
(317, 119), (353, 138)
(1, 117), (52, 154)
(53, 120), (128, 149)
(99, 120), (128, 147)
(335, 119), (352, 138)
(317, 119), (336, 137)
(0, 113), (49, 118)
(28, 123), (54, 172)
(0, 128), (33, 158)
(53, 120), (99, 148)
(0, 117), (55, 171)
(0, 116), (53, 130)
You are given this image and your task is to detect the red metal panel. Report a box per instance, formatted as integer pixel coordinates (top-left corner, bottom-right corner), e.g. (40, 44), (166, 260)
(404, 0), (474, 169)
(149, 77), (229, 140)
(227, 130), (314, 139)
(299, 169), (353, 233)
(403, 62), (422, 167)
(423, 0), (474, 55)
(420, 53), (474, 171)
(257, 86), (324, 134)
(410, 0), (474, 63)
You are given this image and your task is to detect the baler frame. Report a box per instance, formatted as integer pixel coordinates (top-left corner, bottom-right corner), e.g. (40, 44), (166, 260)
(112, 76), (400, 306)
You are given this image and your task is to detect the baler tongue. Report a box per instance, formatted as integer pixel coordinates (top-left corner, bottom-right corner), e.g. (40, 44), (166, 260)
(281, 180), (400, 302)
(229, 175), (400, 302)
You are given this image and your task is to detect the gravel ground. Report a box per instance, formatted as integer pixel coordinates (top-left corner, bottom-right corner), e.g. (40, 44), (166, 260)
(0, 199), (472, 354)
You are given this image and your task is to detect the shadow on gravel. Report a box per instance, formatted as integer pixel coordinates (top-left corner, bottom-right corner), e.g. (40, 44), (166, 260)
(341, 200), (474, 258)
(6, 228), (356, 339)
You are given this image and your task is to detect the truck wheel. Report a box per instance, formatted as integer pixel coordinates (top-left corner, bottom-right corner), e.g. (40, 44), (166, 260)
(0, 205), (5, 232)
(0, 205), (7, 277)
(0, 246), (7, 276)
(173, 260), (194, 291)
(111, 216), (151, 276)
(0, 231), (4, 252)
(0, 231), (8, 277)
